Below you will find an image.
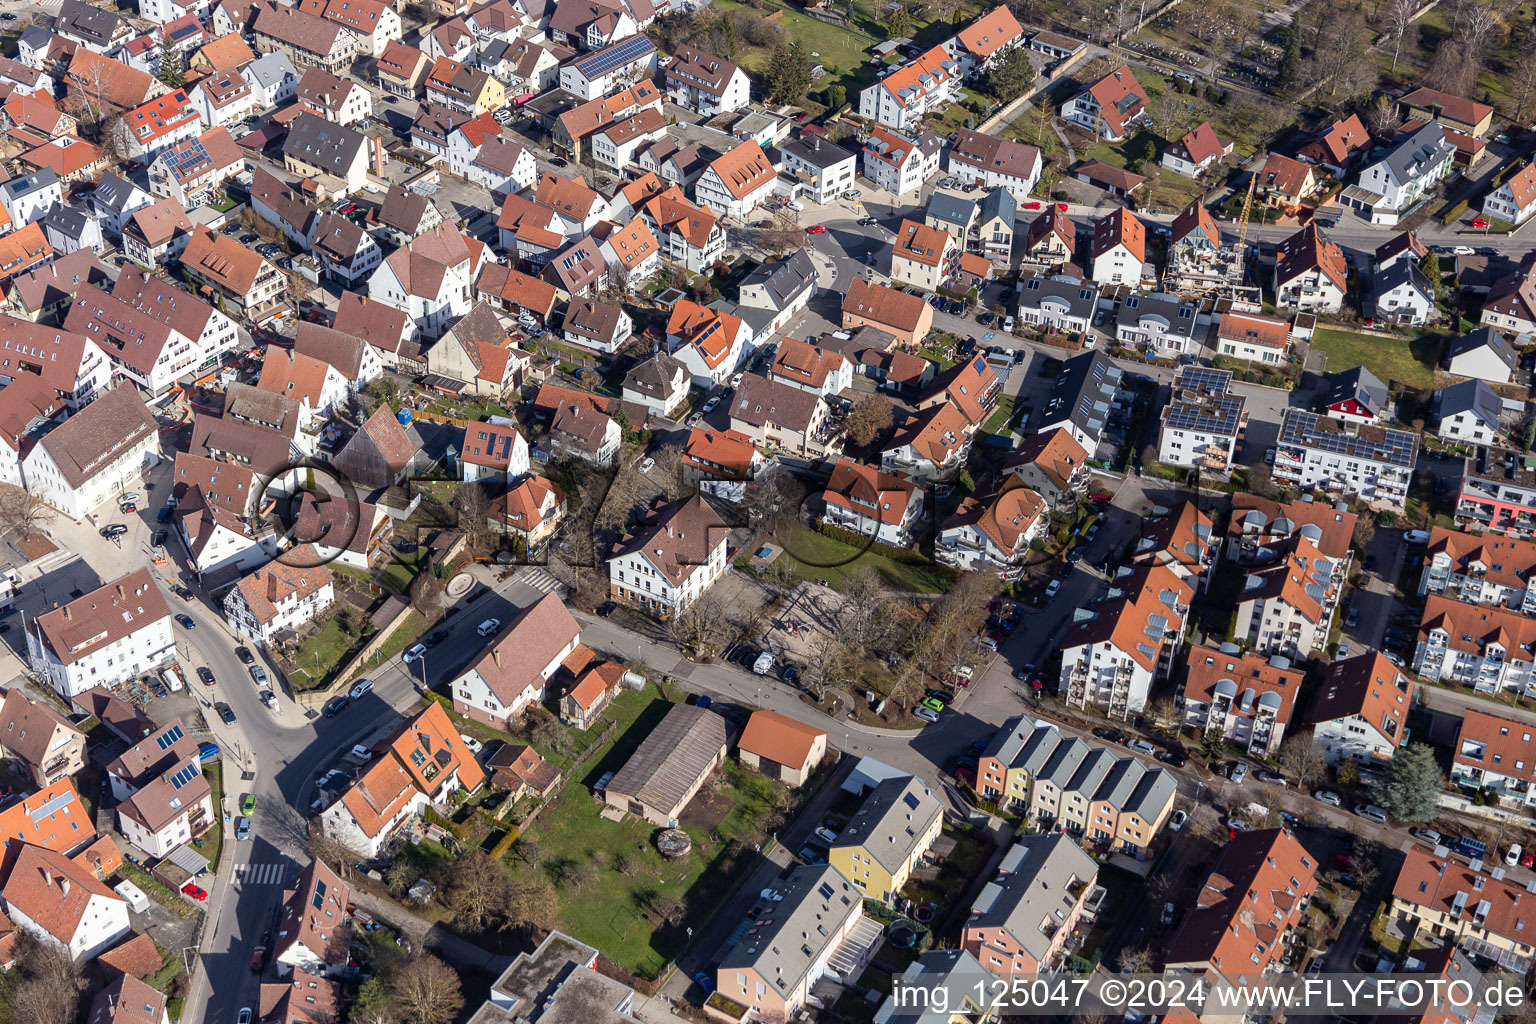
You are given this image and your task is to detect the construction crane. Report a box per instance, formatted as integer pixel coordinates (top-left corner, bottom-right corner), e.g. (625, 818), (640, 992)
(1229, 171), (1257, 288)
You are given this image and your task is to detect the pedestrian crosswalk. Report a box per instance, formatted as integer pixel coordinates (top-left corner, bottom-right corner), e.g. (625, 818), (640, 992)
(234, 861), (291, 886)
(515, 566), (564, 595)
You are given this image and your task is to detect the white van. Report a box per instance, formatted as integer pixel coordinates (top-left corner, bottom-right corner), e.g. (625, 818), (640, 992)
(114, 880), (151, 913)
(1355, 804), (1389, 824)
(161, 667), (185, 693)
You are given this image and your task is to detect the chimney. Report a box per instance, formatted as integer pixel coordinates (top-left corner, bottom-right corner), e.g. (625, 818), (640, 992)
(492, 650), (500, 667)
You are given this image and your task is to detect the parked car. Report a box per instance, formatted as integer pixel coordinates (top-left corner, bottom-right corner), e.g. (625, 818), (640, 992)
(176, 614), (195, 629)
(260, 690), (279, 711)
(1315, 791), (1343, 806)
(241, 793), (256, 814)
(198, 742), (219, 761)
(814, 826), (839, 844)
(477, 618), (501, 636)
(322, 696), (350, 718)
(1229, 762), (1249, 784)
(249, 666), (267, 685)
(925, 689), (954, 705)
(1044, 580), (1061, 599)
(1092, 728), (1124, 743)
(216, 703), (236, 725)
(349, 678), (374, 699)
(1169, 810), (1187, 831)
(236, 817), (252, 841)
(236, 646), (254, 664)
(920, 697), (946, 714)
(100, 524), (128, 538)
(1160, 902), (1175, 925)
(403, 643), (427, 663)
(1256, 770), (1287, 786)
(1155, 750), (1186, 768)
(197, 667), (215, 685)
(1126, 739), (1156, 756)
(914, 706), (940, 723)
(182, 882), (209, 902)
(460, 734), (484, 754)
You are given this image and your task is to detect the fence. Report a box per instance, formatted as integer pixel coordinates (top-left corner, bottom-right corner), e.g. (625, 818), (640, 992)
(291, 599), (418, 707)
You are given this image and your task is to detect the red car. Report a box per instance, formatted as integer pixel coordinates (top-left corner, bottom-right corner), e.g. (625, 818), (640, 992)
(1057, 203), (1069, 212)
(182, 882), (209, 902)
(1024, 201), (1041, 210)
(1090, 491), (1112, 504)
(1523, 848), (1535, 868)
(1472, 217), (1489, 229)
(805, 225), (827, 235)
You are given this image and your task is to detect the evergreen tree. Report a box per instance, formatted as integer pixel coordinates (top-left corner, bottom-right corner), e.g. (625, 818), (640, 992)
(1279, 15), (1302, 92)
(1370, 743), (1444, 822)
(719, 13), (737, 58)
(765, 42), (812, 104)
(888, 4), (911, 39)
(159, 39), (186, 89)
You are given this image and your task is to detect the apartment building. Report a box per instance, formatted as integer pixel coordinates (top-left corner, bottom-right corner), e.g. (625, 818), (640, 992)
(1310, 651), (1411, 766)
(780, 136), (857, 205)
(890, 218), (956, 291)
(18, 384), (160, 520)
(1415, 594), (1536, 697)
(937, 477), (1046, 573)
(1090, 208), (1147, 287)
(1226, 493), (1357, 570)
(179, 226), (287, 319)
(1233, 534), (1341, 660)
(1451, 709), (1536, 807)
(858, 45), (960, 133)
(862, 126), (940, 196)
(1005, 428), (1090, 511)
(1216, 312), (1291, 364)
(1155, 366), (1246, 477)
(0, 687), (86, 787)
(105, 717), (213, 858)
(819, 458), (926, 547)
(1274, 223), (1347, 313)
(1131, 500), (1218, 593)
(1420, 527), (1536, 613)
(663, 46), (749, 115)
(963, 834), (1097, 976)
(1180, 643), (1303, 758)
(945, 129), (1042, 199)
(1059, 564), (1192, 719)
(1456, 448), (1536, 538)
(1272, 408), (1418, 511)
(694, 140), (777, 218)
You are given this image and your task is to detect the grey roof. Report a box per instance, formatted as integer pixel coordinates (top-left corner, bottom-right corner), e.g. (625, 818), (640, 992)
(738, 248), (816, 312)
(1116, 291), (1198, 340)
(779, 135), (855, 170)
(926, 190), (976, 227)
(718, 864), (861, 990)
(3, 168), (58, 201)
(968, 834), (1098, 962)
(623, 351), (686, 394)
(730, 372), (823, 431)
(977, 186), (1016, 227)
(42, 202), (95, 242)
(92, 173), (148, 215)
(246, 50), (299, 92)
(1448, 326), (1520, 372)
(1016, 273), (1098, 320)
(1437, 378), (1502, 427)
(56, 0), (124, 46)
(1374, 259), (1433, 301)
(475, 931), (638, 1024)
(18, 25), (51, 50)
(1326, 365), (1388, 414)
(980, 713), (1037, 766)
(604, 703), (725, 818)
(1370, 120), (1455, 185)
(283, 112), (365, 177)
(1035, 348), (1122, 443)
(832, 775), (942, 875)
(1119, 759), (1177, 822)
(878, 951), (994, 1024)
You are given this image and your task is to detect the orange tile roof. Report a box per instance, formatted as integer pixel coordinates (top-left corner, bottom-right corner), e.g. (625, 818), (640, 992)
(1064, 563), (1191, 673)
(943, 476), (1044, 558)
(1393, 844), (1534, 948)
(0, 842), (123, 948)
(1173, 121), (1228, 165)
(1217, 312), (1289, 350)
(842, 278), (929, 333)
(0, 223), (53, 282)
(681, 427), (757, 479)
(667, 299), (742, 369)
(1451, 708), (1536, 785)
(822, 458), (920, 526)
(1303, 114), (1369, 166)
(0, 778), (93, 854)
(956, 5), (1023, 58)
(1259, 152), (1314, 197)
(738, 710), (826, 768)
(258, 348), (335, 407)
(643, 188), (717, 249)
(1085, 65), (1146, 138)
(886, 401), (967, 466)
(607, 215), (658, 272)
(876, 45), (957, 110)
(1092, 207), (1145, 262)
(496, 474), (563, 532)
(339, 756), (416, 841)
(893, 218), (953, 268)
(1166, 828), (1316, 971)
(383, 700), (485, 797)
(1181, 643), (1303, 729)
(230, 557), (332, 626)
(1006, 428), (1088, 492)
(706, 140), (775, 200)
(1309, 650), (1410, 749)
(123, 89), (198, 145)
(534, 171), (602, 220)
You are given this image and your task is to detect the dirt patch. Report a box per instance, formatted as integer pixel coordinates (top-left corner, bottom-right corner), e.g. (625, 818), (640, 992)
(676, 779), (733, 834)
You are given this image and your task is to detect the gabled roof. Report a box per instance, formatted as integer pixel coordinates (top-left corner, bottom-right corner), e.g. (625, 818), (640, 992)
(843, 278), (928, 332)
(705, 140), (774, 199)
(1075, 160), (1145, 193)
(1063, 563), (1191, 673)
(948, 128), (1041, 182)
(1274, 223), (1346, 290)
(604, 701), (728, 815)
(1447, 325), (1520, 372)
(1165, 828), (1316, 971)
(737, 709), (825, 768)
(32, 385), (157, 490)
(1172, 121), (1228, 165)
(1309, 650), (1410, 747)
(1326, 365), (1389, 415)
(1302, 113), (1369, 166)
(1398, 86), (1493, 128)
(1171, 200), (1218, 248)
(1092, 207), (1144, 261)
(1, 842), (123, 948)
(1182, 644), (1303, 727)
(1082, 65), (1147, 137)
(955, 4), (1023, 58)
(1005, 427), (1088, 492)
(608, 495), (729, 584)
(822, 458), (921, 526)
(1025, 204), (1074, 257)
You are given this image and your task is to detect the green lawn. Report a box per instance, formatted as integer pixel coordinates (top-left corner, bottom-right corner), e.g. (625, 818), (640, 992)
(286, 615), (372, 691)
(710, 0), (879, 91)
(982, 394), (1017, 434)
(199, 763), (223, 871)
(772, 523), (958, 593)
(378, 546), (429, 593)
(506, 691), (780, 978)
(1309, 328), (1440, 390)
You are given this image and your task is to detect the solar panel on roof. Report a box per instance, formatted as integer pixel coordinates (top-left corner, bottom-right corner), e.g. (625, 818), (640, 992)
(902, 791), (921, 809)
(28, 790), (73, 823)
(576, 35), (653, 79)
(169, 763), (199, 789)
(817, 881), (835, 899)
(156, 724), (185, 749)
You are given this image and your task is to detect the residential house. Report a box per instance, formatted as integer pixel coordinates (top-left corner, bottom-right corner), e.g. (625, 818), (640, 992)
(947, 4), (1025, 77)
(331, 403), (426, 490)
(1014, 273), (1097, 335)
(458, 420), (529, 485)
(780, 135), (857, 204)
(1433, 379), (1505, 446)
(1215, 312), (1290, 364)
(1032, 348), (1123, 451)
(376, 184), (445, 249)
(1448, 326), (1519, 384)
(120, 198), (193, 269)
(1257, 152), (1316, 209)
(639, 187), (723, 273)
(0, 843), (129, 961)
(937, 477), (1046, 573)
(331, 291), (417, 368)
(296, 67), (372, 125)
(946, 128), (1042, 199)
(1116, 291), (1200, 356)
(147, 127), (244, 208)
(1180, 644), (1303, 759)
(179, 225), (286, 319)
(1161, 121), (1230, 177)
(693, 140), (777, 218)
(377, 41), (431, 97)
(890, 218), (956, 291)
(492, 474), (564, 549)
(450, 593), (580, 724)
(547, 0), (639, 50)
(1484, 163), (1536, 226)
(310, 213), (383, 288)
(622, 351), (689, 418)
(368, 222), (486, 339)
(607, 495), (730, 617)
(880, 402), (970, 483)
(1155, 365), (1246, 477)
(604, 702), (727, 824)
(1004, 428), (1089, 511)
(561, 298), (632, 356)
(1232, 534), (1340, 660)
(1449, 709), (1536, 806)
(55, 0), (133, 52)
(223, 559), (335, 647)
(819, 458), (925, 547)
(736, 710), (826, 786)
(841, 278), (933, 347)
(0, 687), (86, 787)
(829, 776), (943, 903)
(1059, 65), (1147, 141)
(1311, 651), (1411, 764)
(1347, 122), (1456, 225)
(189, 69), (256, 129)
(0, 170), (60, 228)
(1274, 223), (1347, 313)
(664, 46), (749, 115)
(245, 50), (301, 107)
(558, 34), (655, 100)
(1325, 366), (1390, 424)
(600, 216), (661, 288)
(272, 858), (350, 976)
(971, 188), (1016, 261)
(110, 723), (214, 858)
(1272, 408), (1417, 511)
(282, 112), (371, 196)
(1390, 846), (1536, 972)
(1132, 500), (1219, 592)
(861, 126), (939, 196)
(1414, 594), (1536, 696)
(88, 174), (154, 245)
(666, 299), (750, 387)
(466, 133), (538, 195)
(558, 662), (623, 731)
(1090, 208), (1147, 287)
(1419, 526), (1536, 613)
(728, 373), (833, 459)
(299, 0), (402, 57)
(1058, 564), (1192, 719)
(253, 3), (356, 75)
(1297, 113), (1370, 175)
(1397, 87), (1494, 138)
(475, 262), (557, 322)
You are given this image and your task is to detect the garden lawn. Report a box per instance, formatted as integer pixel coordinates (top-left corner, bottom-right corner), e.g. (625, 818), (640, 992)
(378, 546), (430, 593)
(287, 617), (368, 691)
(772, 523), (958, 593)
(1309, 328), (1438, 390)
(710, 0), (878, 89)
(506, 691), (778, 978)
(200, 763), (223, 871)
(982, 394), (1017, 434)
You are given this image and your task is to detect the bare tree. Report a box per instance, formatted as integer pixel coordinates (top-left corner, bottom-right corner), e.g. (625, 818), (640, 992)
(761, 208), (802, 253)
(10, 933), (81, 1024)
(1148, 696), (1180, 734)
(1514, 28), (1536, 122)
(388, 955), (464, 1024)
(1117, 946), (1154, 973)
(1381, 0), (1418, 71)
(668, 596), (727, 657)
(845, 395), (895, 447)
(306, 829), (367, 881)
(408, 568), (444, 612)
(0, 484), (55, 542)
(445, 851), (518, 932)
(1363, 93), (1402, 138)
(511, 879), (559, 931)
(1278, 734), (1327, 787)
(451, 482), (493, 550)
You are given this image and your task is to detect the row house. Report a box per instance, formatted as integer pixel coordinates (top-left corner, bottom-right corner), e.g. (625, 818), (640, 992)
(828, 777), (943, 904)
(1272, 408), (1417, 512)
(179, 225), (287, 319)
(296, 66), (373, 125)
(1131, 500), (1218, 594)
(1415, 594), (1536, 696)
(1390, 845), (1536, 972)
(253, 2), (356, 75)
(1059, 563), (1192, 719)
(977, 715), (1176, 857)
(1180, 643), (1302, 759)
(0, 309), (111, 408)
(1419, 526), (1536, 614)
(426, 55), (506, 115)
